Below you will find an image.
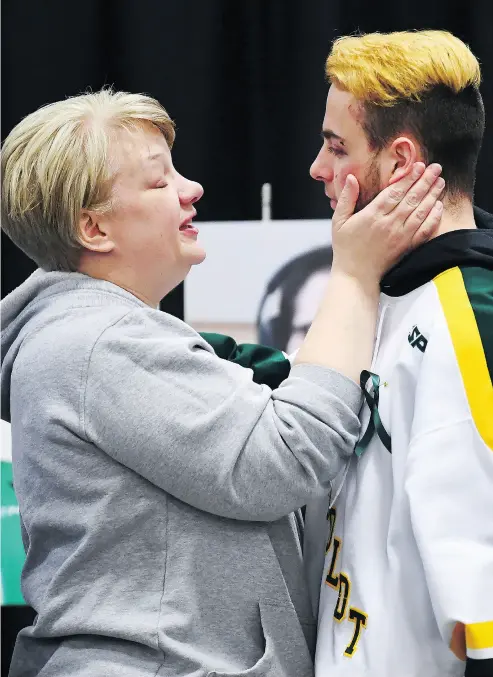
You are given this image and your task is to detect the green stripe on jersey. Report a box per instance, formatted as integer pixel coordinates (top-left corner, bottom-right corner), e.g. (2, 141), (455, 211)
(460, 267), (493, 387)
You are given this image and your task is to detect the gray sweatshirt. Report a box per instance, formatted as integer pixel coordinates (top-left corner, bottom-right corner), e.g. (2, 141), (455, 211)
(1, 270), (361, 677)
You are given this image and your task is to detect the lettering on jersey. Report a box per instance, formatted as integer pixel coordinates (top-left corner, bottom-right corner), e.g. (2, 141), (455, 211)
(324, 510), (368, 657)
(408, 325), (428, 353)
(325, 537), (341, 589)
(345, 607), (368, 656)
(333, 572), (351, 622)
(325, 507), (337, 554)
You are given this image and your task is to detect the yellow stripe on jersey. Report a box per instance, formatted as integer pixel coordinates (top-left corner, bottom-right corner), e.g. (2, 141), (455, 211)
(434, 267), (493, 450)
(465, 621), (493, 650)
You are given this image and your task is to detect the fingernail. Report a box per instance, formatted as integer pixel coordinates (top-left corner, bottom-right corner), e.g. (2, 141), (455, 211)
(435, 201), (443, 211)
(431, 163), (442, 176)
(436, 177), (445, 190)
(413, 163), (425, 176)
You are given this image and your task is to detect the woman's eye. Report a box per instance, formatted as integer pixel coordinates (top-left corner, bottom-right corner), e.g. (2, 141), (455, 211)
(327, 146), (345, 157)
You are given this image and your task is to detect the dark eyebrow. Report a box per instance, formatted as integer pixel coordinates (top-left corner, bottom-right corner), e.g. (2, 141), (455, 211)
(321, 129), (345, 144)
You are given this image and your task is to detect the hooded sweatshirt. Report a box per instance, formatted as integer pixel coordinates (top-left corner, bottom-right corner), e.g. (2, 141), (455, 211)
(0, 270), (362, 677)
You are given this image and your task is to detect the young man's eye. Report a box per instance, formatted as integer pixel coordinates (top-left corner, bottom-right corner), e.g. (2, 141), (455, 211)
(328, 146), (345, 157)
(154, 182), (168, 189)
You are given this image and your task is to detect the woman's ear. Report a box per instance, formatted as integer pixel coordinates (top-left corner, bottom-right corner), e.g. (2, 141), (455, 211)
(386, 137), (418, 186)
(78, 211), (115, 253)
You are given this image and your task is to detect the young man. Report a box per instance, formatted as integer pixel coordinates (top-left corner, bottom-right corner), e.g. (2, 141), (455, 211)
(303, 30), (493, 677)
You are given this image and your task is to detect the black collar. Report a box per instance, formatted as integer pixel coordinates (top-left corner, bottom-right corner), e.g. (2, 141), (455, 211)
(380, 207), (493, 297)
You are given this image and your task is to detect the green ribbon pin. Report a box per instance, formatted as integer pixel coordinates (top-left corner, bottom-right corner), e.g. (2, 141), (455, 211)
(355, 370), (392, 457)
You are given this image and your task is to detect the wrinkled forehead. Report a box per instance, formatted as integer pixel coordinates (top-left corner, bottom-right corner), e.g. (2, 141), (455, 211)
(109, 122), (171, 179)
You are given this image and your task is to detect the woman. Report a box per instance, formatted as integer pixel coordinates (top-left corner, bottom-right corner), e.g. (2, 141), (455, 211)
(0, 90), (443, 677)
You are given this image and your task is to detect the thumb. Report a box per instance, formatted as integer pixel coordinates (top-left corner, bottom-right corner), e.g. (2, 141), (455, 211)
(333, 175), (359, 227)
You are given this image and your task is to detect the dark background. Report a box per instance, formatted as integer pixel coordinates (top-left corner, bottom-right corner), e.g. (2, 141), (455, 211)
(2, 0), (493, 310)
(2, 1), (493, 671)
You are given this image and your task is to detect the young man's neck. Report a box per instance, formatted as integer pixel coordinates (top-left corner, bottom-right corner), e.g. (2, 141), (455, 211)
(431, 196), (476, 240)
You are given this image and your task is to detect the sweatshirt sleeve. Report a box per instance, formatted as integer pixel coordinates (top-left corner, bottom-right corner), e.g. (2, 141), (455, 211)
(404, 266), (493, 670)
(82, 310), (361, 521)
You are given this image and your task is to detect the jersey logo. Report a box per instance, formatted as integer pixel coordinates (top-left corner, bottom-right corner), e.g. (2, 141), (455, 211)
(408, 325), (428, 352)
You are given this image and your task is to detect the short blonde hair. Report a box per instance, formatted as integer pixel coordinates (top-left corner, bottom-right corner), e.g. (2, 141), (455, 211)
(1, 89), (176, 271)
(326, 30), (481, 106)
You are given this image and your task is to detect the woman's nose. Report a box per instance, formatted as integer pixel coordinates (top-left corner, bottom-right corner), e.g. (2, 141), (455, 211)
(179, 178), (204, 205)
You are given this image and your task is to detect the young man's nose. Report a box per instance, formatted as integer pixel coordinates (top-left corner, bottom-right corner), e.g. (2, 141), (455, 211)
(310, 150), (334, 183)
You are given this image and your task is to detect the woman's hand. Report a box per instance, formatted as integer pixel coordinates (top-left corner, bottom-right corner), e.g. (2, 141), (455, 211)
(295, 162), (444, 380)
(331, 162), (444, 283)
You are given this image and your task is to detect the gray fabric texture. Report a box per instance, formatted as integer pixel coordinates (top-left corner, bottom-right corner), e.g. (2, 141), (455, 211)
(1, 270), (361, 677)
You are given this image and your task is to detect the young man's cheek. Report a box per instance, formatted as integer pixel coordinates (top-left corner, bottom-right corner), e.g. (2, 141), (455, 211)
(335, 162), (365, 195)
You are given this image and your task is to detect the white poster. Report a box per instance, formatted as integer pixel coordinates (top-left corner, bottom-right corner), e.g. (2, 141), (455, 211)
(185, 218), (333, 351)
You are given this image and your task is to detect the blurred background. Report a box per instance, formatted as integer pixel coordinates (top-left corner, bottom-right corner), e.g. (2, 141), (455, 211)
(3, 1), (493, 301)
(2, 0), (493, 671)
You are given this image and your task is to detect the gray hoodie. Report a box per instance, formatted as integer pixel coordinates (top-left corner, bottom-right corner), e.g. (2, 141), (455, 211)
(1, 270), (361, 677)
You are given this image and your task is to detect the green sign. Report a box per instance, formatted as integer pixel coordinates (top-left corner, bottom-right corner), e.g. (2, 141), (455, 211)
(1, 461), (26, 605)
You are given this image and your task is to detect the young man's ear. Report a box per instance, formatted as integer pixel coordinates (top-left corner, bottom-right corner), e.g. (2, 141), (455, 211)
(385, 137), (419, 186)
(78, 211), (115, 253)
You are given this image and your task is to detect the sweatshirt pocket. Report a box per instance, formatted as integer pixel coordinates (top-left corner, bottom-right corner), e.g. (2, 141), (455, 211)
(207, 599), (313, 677)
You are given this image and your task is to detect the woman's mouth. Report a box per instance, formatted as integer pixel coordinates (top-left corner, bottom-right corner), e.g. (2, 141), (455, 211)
(179, 221), (199, 237)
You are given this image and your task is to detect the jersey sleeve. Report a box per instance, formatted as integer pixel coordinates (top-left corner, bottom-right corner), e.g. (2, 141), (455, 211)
(200, 332), (291, 389)
(405, 266), (493, 668)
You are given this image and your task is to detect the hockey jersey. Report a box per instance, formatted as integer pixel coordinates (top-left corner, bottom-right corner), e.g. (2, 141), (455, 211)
(304, 207), (493, 677)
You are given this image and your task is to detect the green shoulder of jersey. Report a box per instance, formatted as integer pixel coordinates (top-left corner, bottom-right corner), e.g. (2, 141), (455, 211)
(200, 332), (290, 390)
(460, 266), (493, 384)
(434, 265), (493, 451)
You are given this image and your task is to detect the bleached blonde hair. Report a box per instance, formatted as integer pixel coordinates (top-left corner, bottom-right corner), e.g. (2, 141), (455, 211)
(326, 30), (481, 106)
(1, 89), (175, 271)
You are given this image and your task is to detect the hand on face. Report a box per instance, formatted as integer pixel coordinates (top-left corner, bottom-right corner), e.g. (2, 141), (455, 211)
(330, 162), (444, 283)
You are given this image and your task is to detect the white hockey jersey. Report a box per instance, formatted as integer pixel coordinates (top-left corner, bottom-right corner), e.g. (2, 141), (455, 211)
(305, 210), (493, 677)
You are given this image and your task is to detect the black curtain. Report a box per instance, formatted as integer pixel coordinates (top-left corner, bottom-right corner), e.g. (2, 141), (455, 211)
(2, 0), (493, 308)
